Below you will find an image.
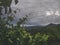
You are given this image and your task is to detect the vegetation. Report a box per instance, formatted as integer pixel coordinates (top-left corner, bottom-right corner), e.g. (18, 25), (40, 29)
(27, 23), (60, 45)
(0, 0), (60, 45)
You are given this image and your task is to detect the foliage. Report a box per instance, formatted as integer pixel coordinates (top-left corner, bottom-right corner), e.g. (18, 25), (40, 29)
(0, 0), (50, 45)
(27, 23), (60, 45)
(0, 0), (60, 45)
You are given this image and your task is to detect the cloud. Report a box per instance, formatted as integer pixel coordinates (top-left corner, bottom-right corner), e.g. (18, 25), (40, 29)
(11, 0), (60, 25)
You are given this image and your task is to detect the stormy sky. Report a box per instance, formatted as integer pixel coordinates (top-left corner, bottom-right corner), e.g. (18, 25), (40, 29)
(11, 0), (60, 25)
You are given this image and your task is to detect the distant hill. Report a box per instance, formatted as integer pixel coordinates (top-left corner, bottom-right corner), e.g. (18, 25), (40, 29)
(25, 23), (60, 36)
(24, 25), (43, 30)
(25, 23), (60, 30)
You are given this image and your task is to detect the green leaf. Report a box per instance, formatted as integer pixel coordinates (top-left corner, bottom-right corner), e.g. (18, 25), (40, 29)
(8, 38), (13, 43)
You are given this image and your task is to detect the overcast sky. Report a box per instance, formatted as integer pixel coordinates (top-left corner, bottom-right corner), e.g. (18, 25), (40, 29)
(11, 0), (60, 25)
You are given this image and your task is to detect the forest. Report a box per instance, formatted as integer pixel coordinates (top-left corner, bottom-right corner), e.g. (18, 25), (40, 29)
(0, 0), (60, 45)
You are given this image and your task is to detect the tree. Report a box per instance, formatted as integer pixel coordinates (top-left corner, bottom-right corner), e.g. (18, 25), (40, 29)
(0, 0), (27, 45)
(0, 0), (50, 45)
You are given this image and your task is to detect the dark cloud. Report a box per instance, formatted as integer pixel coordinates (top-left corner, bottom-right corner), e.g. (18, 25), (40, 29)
(11, 0), (60, 25)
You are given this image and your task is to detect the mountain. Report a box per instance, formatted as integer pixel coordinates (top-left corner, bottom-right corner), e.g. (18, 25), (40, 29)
(24, 25), (43, 30)
(25, 23), (60, 33)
